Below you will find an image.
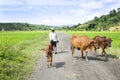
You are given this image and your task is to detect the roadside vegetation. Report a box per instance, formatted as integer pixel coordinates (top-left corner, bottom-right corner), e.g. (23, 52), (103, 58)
(0, 31), (49, 80)
(67, 31), (120, 59)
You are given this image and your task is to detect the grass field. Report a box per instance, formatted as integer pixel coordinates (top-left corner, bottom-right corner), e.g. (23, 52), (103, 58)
(0, 31), (49, 80)
(66, 31), (120, 59)
(0, 31), (120, 80)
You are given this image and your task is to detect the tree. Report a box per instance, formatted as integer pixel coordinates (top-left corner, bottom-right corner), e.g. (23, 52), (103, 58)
(117, 8), (120, 12)
(94, 16), (99, 21)
(109, 9), (117, 16)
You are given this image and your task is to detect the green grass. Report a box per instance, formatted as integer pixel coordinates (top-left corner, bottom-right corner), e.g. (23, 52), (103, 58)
(66, 31), (120, 59)
(0, 31), (49, 80)
(1, 30), (120, 79)
(0, 31), (47, 45)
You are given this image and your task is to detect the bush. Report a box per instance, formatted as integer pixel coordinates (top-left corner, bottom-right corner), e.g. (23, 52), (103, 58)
(0, 40), (30, 80)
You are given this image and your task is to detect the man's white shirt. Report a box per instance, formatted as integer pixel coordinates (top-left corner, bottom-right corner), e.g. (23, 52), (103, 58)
(49, 32), (58, 41)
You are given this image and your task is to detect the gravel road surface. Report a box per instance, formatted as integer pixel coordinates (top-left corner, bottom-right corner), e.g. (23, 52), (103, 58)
(29, 32), (120, 80)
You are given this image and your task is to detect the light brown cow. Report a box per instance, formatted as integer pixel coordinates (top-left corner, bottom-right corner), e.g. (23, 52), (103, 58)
(42, 44), (53, 68)
(71, 35), (95, 61)
(93, 36), (112, 56)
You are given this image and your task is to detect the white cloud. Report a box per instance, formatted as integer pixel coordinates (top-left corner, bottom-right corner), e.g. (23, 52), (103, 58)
(0, 0), (76, 6)
(0, 0), (87, 6)
(42, 19), (69, 25)
(0, 0), (26, 5)
(70, 9), (87, 16)
(27, 16), (80, 25)
(99, 0), (118, 4)
(18, 0), (76, 6)
(80, 1), (103, 9)
(0, 7), (26, 11)
(0, 0), (120, 25)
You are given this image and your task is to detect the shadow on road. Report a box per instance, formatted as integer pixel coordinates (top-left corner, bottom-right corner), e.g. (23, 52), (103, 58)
(106, 54), (118, 59)
(74, 56), (108, 62)
(57, 51), (69, 54)
(52, 62), (65, 68)
(96, 54), (118, 59)
(88, 56), (108, 61)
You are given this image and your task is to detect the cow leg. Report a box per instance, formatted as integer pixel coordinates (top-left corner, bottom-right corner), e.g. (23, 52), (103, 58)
(50, 54), (52, 66)
(47, 57), (49, 68)
(103, 49), (107, 56)
(103, 49), (108, 59)
(71, 46), (75, 57)
(94, 47), (97, 56)
(85, 51), (88, 61)
(101, 47), (106, 56)
(80, 50), (84, 58)
(101, 50), (104, 56)
(101, 48), (108, 60)
(101, 47), (104, 56)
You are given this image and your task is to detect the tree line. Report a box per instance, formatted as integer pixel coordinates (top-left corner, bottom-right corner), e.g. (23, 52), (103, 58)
(63, 8), (120, 31)
(0, 23), (59, 31)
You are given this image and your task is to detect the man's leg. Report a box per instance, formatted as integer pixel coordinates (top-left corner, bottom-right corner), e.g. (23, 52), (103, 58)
(50, 40), (54, 46)
(53, 41), (57, 54)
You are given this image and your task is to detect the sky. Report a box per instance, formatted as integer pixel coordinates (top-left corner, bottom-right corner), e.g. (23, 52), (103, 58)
(0, 0), (120, 26)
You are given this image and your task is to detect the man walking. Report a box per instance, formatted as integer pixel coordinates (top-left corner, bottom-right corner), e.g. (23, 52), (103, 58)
(49, 27), (58, 54)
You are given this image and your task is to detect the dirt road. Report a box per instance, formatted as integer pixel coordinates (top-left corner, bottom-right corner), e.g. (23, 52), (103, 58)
(29, 32), (120, 80)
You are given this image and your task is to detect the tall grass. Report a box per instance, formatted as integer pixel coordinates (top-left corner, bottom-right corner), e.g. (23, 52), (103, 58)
(66, 31), (120, 59)
(0, 31), (46, 45)
(0, 31), (49, 80)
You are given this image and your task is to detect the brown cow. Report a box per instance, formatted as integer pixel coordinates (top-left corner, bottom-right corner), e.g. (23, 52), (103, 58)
(71, 35), (95, 61)
(93, 36), (112, 56)
(42, 44), (53, 68)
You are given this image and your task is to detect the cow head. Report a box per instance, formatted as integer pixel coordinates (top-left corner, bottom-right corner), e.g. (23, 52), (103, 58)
(106, 38), (112, 47)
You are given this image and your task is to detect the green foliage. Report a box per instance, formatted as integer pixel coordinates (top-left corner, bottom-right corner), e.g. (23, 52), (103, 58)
(0, 23), (59, 31)
(0, 31), (49, 80)
(65, 8), (120, 31)
(0, 40), (27, 80)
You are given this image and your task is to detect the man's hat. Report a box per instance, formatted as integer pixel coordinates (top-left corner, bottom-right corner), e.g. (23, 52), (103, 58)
(51, 27), (54, 30)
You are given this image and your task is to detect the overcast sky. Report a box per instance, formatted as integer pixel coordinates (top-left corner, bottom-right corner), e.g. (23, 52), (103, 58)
(0, 0), (120, 25)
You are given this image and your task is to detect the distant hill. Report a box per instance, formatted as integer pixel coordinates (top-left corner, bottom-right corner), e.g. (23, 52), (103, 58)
(0, 23), (58, 31)
(65, 8), (120, 31)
